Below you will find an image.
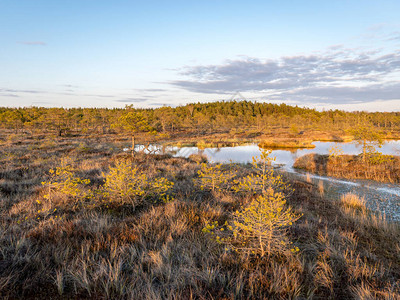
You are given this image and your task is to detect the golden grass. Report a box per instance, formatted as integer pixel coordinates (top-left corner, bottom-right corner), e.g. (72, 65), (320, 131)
(340, 193), (366, 210)
(294, 153), (400, 183)
(0, 132), (399, 299)
(259, 139), (316, 149)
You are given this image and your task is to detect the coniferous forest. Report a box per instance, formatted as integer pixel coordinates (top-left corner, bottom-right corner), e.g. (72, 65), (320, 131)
(1, 101), (400, 137)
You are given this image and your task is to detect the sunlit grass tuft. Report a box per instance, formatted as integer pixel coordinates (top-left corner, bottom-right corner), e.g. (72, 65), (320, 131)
(340, 193), (366, 210)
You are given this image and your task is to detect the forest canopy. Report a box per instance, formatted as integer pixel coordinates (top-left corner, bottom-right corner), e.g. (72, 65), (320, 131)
(0, 101), (399, 136)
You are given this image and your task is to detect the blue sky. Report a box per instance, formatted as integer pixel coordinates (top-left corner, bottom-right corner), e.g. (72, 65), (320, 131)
(1, 1), (400, 111)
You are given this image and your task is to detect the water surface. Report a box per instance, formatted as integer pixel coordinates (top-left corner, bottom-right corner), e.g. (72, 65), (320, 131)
(170, 141), (400, 221)
(173, 140), (400, 168)
(126, 141), (400, 220)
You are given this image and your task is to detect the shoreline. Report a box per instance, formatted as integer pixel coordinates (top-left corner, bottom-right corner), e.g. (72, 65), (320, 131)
(293, 153), (400, 184)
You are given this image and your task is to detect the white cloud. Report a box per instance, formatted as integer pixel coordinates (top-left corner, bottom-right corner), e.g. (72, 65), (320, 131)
(170, 43), (400, 105)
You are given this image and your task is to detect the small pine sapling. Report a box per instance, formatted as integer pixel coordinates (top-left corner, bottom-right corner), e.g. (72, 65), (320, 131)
(204, 187), (301, 257)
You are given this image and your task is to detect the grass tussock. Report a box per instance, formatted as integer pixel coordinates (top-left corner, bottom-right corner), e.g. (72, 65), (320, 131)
(341, 193), (366, 210)
(0, 134), (399, 299)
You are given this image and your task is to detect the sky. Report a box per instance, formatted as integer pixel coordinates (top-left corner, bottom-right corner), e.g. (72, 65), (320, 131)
(1, 0), (400, 111)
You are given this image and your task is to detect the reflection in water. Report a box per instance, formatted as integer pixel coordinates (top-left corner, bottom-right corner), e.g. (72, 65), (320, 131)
(170, 141), (400, 221)
(173, 141), (400, 169)
(127, 140), (400, 220)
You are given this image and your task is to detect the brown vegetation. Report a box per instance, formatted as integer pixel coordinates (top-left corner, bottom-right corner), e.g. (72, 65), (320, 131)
(294, 153), (400, 183)
(258, 139), (315, 149)
(0, 133), (399, 299)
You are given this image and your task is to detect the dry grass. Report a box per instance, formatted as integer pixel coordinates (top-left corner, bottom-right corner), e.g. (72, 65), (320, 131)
(0, 132), (399, 299)
(341, 193), (366, 210)
(258, 139), (315, 149)
(294, 153), (400, 183)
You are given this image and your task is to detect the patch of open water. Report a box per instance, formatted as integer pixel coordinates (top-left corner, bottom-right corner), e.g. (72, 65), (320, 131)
(129, 141), (400, 221)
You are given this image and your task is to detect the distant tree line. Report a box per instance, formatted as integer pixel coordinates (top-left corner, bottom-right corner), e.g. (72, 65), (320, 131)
(1, 101), (399, 136)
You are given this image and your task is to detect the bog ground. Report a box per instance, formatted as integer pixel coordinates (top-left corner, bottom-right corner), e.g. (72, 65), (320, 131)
(0, 133), (399, 299)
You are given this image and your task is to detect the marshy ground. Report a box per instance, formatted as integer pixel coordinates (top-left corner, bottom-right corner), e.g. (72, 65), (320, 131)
(0, 132), (399, 299)
(294, 153), (400, 184)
